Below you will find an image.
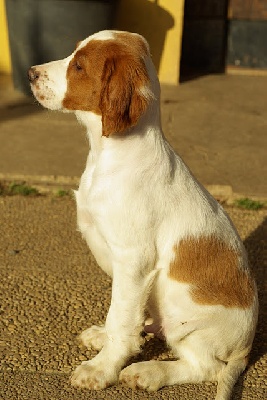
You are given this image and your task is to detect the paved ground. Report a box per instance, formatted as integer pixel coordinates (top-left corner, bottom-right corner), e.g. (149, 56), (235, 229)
(0, 73), (266, 399)
(0, 195), (266, 399)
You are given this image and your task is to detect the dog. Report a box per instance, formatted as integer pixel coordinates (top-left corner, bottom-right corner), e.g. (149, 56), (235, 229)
(29, 30), (258, 399)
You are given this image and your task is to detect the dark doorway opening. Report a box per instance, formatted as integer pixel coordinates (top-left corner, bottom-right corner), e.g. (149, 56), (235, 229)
(180, 0), (229, 81)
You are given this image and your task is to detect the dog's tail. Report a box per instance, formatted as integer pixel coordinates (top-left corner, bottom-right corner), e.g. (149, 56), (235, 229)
(215, 355), (248, 400)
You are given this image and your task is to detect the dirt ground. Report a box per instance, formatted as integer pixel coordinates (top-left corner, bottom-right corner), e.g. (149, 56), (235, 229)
(0, 194), (266, 399)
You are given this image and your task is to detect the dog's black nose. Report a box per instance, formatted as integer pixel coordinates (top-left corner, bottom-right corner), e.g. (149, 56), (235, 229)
(28, 67), (40, 83)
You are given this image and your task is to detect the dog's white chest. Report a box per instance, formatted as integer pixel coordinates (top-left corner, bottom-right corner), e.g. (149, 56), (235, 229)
(75, 170), (113, 277)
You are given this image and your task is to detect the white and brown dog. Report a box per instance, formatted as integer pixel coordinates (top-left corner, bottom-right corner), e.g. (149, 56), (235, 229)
(29, 30), (258, 399)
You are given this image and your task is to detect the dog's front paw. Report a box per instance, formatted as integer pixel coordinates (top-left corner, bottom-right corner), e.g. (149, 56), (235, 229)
(120, 361), (165, 391)
(79, 325), (106, 351)
(71, 361), (117, 390)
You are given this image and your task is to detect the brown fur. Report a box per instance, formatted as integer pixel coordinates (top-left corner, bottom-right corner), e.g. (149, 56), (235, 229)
(168, 235), (255, 308)
(63, 34), (151, 137)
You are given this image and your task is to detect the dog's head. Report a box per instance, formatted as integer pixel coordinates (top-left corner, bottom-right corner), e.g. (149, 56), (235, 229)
(28, 30), (156, 136)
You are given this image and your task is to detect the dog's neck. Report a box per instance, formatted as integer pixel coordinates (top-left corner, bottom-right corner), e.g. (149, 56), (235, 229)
(75, 100), (162, 162)
(75, 111), (103, 161)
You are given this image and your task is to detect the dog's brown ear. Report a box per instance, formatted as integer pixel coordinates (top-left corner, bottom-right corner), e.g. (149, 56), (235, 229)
(99, 53), (151, 137)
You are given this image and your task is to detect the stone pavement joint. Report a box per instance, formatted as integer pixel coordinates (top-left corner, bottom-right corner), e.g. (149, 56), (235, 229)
(1, 173), (266, 205)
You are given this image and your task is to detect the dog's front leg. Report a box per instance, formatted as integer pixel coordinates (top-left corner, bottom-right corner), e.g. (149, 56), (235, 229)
(71, 265), (157, 390)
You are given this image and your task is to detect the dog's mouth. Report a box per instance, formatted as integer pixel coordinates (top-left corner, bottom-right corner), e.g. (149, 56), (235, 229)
(28, 66), (67, 111)
(30, 83), (52, 105)
(29, 81), (63, 111)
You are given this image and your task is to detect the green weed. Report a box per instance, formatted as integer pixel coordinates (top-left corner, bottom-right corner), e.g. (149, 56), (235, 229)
(9, 183), (39, 196)
(55, 189), (70, 197)
(234, 198), (264, 210)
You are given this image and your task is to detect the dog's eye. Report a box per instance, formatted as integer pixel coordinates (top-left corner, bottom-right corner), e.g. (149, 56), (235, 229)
(74, 61), (82, 71)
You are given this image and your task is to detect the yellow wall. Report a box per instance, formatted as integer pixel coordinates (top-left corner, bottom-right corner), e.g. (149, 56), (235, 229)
(0, 0), (11, 73)
(116, 0), (185, 84)
(1, 0), (184, 83)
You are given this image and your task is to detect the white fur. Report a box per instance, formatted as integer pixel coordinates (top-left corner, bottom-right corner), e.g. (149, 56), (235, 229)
(30, 57), (70, 110)
(29, 30), (258, 400)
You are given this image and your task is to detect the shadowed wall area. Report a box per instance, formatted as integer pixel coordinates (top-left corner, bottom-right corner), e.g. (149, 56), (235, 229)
(115, 0), (174, 72)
